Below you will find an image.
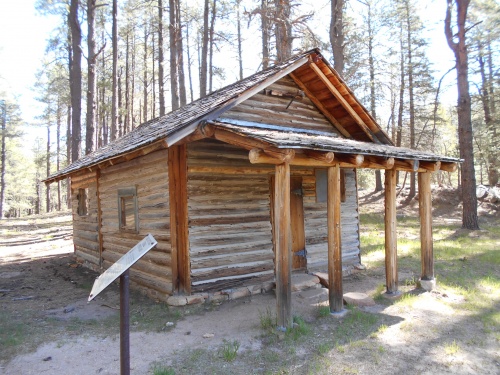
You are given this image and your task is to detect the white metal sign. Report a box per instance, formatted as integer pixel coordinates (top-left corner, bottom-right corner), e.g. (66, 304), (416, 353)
(88, 234), (157, 301)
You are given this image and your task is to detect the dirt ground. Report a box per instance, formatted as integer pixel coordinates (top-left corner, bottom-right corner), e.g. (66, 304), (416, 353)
(0, 188), (499, 374)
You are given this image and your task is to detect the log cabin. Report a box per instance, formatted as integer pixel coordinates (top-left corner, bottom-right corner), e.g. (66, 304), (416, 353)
(45, 49), (458, 329)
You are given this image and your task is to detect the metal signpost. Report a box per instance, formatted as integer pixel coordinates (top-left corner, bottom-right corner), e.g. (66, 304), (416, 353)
(88, 234), (158, 375)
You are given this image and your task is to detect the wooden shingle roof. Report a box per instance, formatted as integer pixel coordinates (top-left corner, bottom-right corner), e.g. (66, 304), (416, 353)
(45, 49), (458, 184)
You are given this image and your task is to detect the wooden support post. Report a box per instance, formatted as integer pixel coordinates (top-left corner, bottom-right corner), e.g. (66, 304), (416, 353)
(168, 144), (190, 294)
(327, 164), (344, 313)
(274, 162), (292, 330)
(384, 168), (398, 294)
(418, 172), (435, 289)
(96, 169), (103, 268)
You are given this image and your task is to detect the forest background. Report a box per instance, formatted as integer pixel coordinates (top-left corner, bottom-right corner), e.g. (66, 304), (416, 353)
(0, 0), (498, 230)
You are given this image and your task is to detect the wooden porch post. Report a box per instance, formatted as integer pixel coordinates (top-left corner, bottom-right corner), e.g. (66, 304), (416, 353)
(168, 144), (190, 294)
(274, 162), (292, 330)
(418, 171), (435, 290)
(384, 169), (398, 294)
(327, 165), (344, 313)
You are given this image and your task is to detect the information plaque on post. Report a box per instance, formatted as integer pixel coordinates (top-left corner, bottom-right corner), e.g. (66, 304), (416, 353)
(88, 234), (158, 375)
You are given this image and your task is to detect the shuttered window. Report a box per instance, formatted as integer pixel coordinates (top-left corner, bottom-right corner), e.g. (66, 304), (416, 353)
(77, 188), (89, 216)
(315, 169), (346, 203)
(118, 187), (139, 232)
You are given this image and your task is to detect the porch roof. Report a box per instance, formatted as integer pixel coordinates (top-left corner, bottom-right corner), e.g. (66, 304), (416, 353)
(208, 120), (459, 163)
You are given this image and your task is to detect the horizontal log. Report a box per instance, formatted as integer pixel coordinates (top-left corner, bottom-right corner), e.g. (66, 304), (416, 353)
(102, 249), (172, 278)
(98, 148), (168, 175)
(191, 273), (274, 293)
(191, 250), (274, 270)
(191, 261), (274, 282)
(393, 159), (419, 172)
(419, 161), (441, 172)
(102, 260), (173, 294)
(304, 150), (335, 163)
(440, 161), (458, 172)
(73, 237), (99, 252)
(360, 156), (395, 170)
(188, 166), (274, 175)
(335, 154), (364, 166)
(75, 248), (100, 265)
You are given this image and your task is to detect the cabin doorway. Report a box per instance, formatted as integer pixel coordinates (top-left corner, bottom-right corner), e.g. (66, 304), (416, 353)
(270, 176), (307, 271)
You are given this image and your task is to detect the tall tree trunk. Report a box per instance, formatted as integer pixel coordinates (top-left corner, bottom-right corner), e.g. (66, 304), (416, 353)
(275, 0), (292, 62)
(118, 69), (123, 137)
(365, 2), (382, 192)
(208, 0), (217, 93)
(396, 23), (405, 185)
(130, 34), (136, 129)
(478, 41), (499, 186)
(330, 0), (344, 75)
(158, 0), (166, 116)
(176, 0), (187, 106)
(200, 0), (209, 98)
(122, 32), (128, 136)
(169, 0), (180, 110)
(86, 0), (96, 154)
(66, 105), (71, 209)
(143, 21), (149, 122)
(237, 0), (243, 80)
(152, 30), (157, 117)
(111, 0), (118, 141)
(0, 101), (6, 219)
(445, 0), (479, 230)
(56, 100), (61, 211)
(69, 0), (82, 162)
(261, 0), (270, 69)
(405, 0), (416, 199)
(46, 125), (51, 213)
(186, 17), (194, 102)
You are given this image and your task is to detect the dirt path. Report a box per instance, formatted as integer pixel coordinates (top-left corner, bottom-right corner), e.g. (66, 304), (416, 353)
(1, 191), (499, 374)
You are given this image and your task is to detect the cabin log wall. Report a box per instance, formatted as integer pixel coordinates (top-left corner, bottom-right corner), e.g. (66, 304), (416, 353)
(223, 76), (342, 136)
(98, 149), (172, 300)
(187, 139), (360, 293)
(301, 168), (360, 270)
(71, 171), (100, 267)
(187, 140), (275, 293)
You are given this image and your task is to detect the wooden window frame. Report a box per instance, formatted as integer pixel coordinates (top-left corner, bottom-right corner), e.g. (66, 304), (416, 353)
(117, 187), (139, 233)
(77, 188), (89, 216)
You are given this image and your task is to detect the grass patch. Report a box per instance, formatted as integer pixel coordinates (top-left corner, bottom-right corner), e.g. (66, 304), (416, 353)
(443, 340), (460, 355)
(219, 339), (240, 362)
(152, 366), (176, 375)
(285, 316), (311, 342)
(0, 315), (26, 349)
(259, 307), (276, 330)
(316, 305), (331, 318)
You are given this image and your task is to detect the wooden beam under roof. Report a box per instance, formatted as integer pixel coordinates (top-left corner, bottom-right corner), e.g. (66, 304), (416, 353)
(250, 148), (364, 168)
(289, 72), (352, 138)
(308, 61), (380, 144)
(440, 162), (458, 172)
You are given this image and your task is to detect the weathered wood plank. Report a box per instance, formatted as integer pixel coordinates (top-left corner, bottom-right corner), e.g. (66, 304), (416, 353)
(327, 165), (343, 312)
(274, 162), (292, 329)
(384, 169), (398, 294)
(418, 172), (434, 281)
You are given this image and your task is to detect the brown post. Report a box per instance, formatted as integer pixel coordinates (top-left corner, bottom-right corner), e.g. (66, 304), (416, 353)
(168, 145), (190, 294)
(96, 169), (103, 268)
(274, 162), (292, 330)
(384, 169), (398, 294)
(327, 165), (344, 313)
(418, 172), (434, 287)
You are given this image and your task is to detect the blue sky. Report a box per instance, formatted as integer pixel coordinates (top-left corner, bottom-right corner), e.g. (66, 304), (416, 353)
(0, 0), (59, 124)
